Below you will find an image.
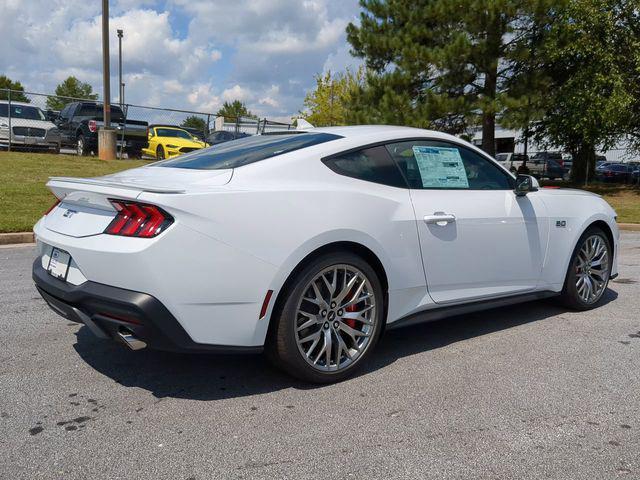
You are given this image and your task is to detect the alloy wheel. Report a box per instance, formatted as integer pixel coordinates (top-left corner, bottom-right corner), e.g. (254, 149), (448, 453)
(574, 234), (609, 304)
(295, 264), (377, 372)
(77, 137), (84, 156)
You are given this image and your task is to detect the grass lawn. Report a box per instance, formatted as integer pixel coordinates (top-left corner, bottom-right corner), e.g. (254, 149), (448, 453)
(1, 151), (639, 233)
(0, 151), (149, 233)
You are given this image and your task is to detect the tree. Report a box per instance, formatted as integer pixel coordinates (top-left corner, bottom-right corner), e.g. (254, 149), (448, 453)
(525, 0), (639, 183)
(346, 0), (551, 156)
(181, 115), (207, 133)
(299, 68), (365, 127)
(46, 76), (98, 110)
(216, 100), (255, 120)
(0, 75), (29, 102)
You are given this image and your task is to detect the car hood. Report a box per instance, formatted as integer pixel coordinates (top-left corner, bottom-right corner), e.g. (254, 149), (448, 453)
(159, 137), (206, 148)
(540, 187), (600, 197)
(0, 117), (56, 129)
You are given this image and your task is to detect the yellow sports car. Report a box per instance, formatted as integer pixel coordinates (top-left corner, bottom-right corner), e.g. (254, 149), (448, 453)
(143, 125), (208, 159)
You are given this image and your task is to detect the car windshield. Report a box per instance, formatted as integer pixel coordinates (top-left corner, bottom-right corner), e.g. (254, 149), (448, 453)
(157, 132), (343, 170)
(156, 128), (193, 139)
(495, 153), (508, 161)
(0, 103), (46, 120)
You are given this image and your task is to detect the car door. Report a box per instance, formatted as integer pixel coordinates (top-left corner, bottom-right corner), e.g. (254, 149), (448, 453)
(385, 139), (549, 304)
(146, 128), (158, 157)
(56, 104), (73, 145)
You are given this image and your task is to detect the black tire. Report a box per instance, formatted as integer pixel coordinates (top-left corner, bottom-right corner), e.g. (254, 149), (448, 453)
(558, 226), (612, 310)
(156, 145), (165, 160)
(128, 149), (143, 160)
(76, 134), (89, 156)
(266, 251), (385, 383)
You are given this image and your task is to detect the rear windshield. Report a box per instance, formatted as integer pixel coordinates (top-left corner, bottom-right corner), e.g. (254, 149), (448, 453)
(157, 132), (342, 170)
(77, 104), (124, 121)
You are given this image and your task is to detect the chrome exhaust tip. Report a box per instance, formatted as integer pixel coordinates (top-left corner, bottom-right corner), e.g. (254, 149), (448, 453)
(117, 328), (147, 351)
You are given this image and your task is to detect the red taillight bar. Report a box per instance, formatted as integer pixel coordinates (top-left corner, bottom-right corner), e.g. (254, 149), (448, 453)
(105, 199), (173, 238)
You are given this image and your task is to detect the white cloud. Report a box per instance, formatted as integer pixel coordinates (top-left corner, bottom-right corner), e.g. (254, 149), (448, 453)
(221, 85), (252, 102)
(1, 0), (362, 119)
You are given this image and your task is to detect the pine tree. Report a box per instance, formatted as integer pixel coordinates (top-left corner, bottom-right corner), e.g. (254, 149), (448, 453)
(47, 77), (98, 110)
(346, 0), (549, 156)
(0, 75), (29, 102)
(216, 100), (256, 120)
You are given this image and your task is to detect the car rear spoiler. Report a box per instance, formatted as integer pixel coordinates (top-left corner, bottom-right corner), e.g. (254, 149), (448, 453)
(47, 176), (186, 194)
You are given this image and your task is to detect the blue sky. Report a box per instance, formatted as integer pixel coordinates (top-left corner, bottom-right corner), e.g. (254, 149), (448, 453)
(0, 0), (362, 122)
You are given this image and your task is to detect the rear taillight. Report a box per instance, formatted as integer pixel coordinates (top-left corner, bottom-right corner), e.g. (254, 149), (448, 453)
(105, 199), (173, 238)
(88, 120), (97, 133)
(44, 198), (61, 215)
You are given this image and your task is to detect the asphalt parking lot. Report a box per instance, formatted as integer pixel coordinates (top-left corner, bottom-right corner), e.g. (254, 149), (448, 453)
(1, 233), (639, 480)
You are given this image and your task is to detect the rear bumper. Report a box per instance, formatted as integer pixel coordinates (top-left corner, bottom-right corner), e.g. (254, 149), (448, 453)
(33, 259), (262, 354)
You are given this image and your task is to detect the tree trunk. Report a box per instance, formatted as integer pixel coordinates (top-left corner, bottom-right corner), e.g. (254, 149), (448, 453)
(481, 30), (500, 158)
(481, 107), (496, 158)
(570, 143), (596, 184)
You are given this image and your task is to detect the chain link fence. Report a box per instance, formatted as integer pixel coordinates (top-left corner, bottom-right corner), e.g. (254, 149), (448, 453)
(0, 89), (294, 159)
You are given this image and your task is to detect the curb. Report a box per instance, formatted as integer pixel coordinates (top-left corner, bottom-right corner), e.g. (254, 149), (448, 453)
(619, 223), (640, 232)
(2, 223), (640, 247)
(0, 232), (35, 246)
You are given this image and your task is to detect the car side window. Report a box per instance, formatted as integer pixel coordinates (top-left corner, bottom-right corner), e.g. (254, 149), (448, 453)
(59, 105), (71, 120)
(385, 140), (514, 190)
(322, 145), (407, 188)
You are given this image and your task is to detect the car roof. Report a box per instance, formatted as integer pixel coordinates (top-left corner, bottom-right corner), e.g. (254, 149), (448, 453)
(151, 125), (188, 131)
(0, 100), (37, 107)
(308, 125), (479, 149)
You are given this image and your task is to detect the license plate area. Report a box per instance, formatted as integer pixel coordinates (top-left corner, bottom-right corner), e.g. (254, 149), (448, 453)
(47, 248), (71, 280)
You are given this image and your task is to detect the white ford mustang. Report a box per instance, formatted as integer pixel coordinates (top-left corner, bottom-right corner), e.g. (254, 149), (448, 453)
(33, 126), (619, 382)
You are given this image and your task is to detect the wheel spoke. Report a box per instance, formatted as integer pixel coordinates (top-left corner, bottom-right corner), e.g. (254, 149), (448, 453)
(334, 274), (359, 305)
(296, 314), (318, 332)
(297, 330), (321, 346)
(324, 329), (333, 369)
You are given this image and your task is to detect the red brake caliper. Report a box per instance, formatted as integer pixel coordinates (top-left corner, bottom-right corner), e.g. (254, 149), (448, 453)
(345, 302), (358, 329)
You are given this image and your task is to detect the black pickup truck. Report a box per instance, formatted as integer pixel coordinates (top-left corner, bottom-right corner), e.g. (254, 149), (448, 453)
(55, 102), (148, 157)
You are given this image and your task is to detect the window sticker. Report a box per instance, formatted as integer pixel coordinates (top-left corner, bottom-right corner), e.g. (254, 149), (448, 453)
(412, 146), (469, 188)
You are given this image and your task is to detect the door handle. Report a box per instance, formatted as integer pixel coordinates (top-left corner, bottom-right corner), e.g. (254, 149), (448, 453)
(424, 212), (456, 225)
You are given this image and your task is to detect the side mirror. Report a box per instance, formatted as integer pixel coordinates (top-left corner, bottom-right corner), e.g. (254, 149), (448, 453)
(515, 175), (538, 196)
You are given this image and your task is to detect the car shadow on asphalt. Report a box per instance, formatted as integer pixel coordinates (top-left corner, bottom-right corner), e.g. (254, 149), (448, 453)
(72, 288), (618, 401)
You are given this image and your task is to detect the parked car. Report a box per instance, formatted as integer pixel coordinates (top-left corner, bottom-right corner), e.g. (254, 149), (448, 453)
(0, 101), (61, 153)
(55, 102), (148, 157)
(528, 154), (565, 179)
(495, 152), (528, 173)
(595, 163), (633, 183)
(33, 126), (619, 383)
(181, 126), (207, 142)
(206, 130), (250, 146)
(532, 151), (565, 166)
(143, 125), (208, 159)
(561, 153), (573, 174)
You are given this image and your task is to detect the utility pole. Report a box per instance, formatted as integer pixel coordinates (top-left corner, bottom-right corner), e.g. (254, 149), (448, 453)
(99, 0), (116, 160)
(117, 29), (124, 107)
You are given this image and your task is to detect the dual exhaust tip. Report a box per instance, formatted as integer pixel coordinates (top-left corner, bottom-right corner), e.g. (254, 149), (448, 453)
(117, 328), (147, 351)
